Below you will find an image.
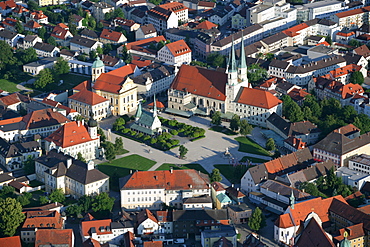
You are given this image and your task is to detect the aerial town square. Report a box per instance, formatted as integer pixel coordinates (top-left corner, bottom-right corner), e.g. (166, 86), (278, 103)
(1, 0), (370, 246)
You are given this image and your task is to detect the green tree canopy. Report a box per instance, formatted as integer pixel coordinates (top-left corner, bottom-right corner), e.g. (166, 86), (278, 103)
(78, 195), (93, 213)
(23, 155), (35, 175)
(38, 27), (46, 40)
(0, 198), (25, 237)
(248, 207), (266, 232)
(0, 41), (16, 71)
(77, 152), (86, 163)
(27, 0), (39, 11)
(349, 71), (364, 85)
(239, 119), (253, 135)
(39, 196), (49, 205)
(49, 188), (65, 203)
(179, 145), (188, 159)
(92, 192), (115, 212)
(17, 47), (37, 65)
(265, 138), (276, 151)
(104, 141), (116, 162)
(35, 68), (54, 89)
(53, 57), (70, 76)
(325, 35), (332, 45)
(348, 39), (361, 48)
(210, 168), (222, 182)
(206, 53), (226, 68)
(211, 111), (222, 126)
(247, 64), (268, 85)
(98, 128), (106, 142)
(47, 36), (57, 47)
(114, 137), (124, 154)
(230, 114), (241, 132)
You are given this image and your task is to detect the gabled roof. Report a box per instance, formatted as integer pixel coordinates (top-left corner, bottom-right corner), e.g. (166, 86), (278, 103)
(195, 20), (217, 30)
(100, 28), (124, 42)
(125, 36), (166, 51)
(171, 64), (227, 101)
(139, 24), (156, 35)
(22, 108), (70, 130)
(0, 92), (29, 106)
(24, 20), (42, 29)
(83, 238), (101, 247)
(137, 209), (158, 225)
(45, 121), (97, 148)
(295, 218), (335, 247)
(93, 64), (137, 94)
(35, 229), (73, 247)
(0, 236), (21, 247)
(71, 35), (98, 48)
(22, 210), (63, 230)
(236, 88), (282, 109)
(0, 0), (16, 10)
(30, 10), (48, 20)
(41, 98), (77, 115)
(73, 80), (91, 91)
(81, 219), (112, 237)
(261, 180), (311, 199)
(334, 223), (365, 242)
(34, 42), (57, 52)
(354, 44), (370, 58)
(0, 29), (17, 39)
(163, 39), (191, 57)
(69, 89), (108, 105)
(51, 24), (72, 40)
(120, 169), (209, 190)
(335, 6), (370, 18)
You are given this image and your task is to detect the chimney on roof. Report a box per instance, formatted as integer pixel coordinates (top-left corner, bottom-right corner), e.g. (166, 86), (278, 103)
(77, 121), (80, 127)
(82, 119), (85, 126)
(170, 168), (173, 173)
(67, 158), (72, 168)
(130, 170), (132, 174)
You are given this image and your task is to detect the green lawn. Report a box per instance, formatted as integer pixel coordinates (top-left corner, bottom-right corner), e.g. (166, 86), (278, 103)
(116, 149), (129, 155)
(0, 79), (20, 93)
(214, 164), (253, 184)
(31, 73), (90, 92)
(235, 137), (271, 156)
(28, 180), (45, 187)
(156, 163), (209, 175)
(209, 126), (237, 136)
(98, 154), (157, 191)
(240, 156), (269, 164)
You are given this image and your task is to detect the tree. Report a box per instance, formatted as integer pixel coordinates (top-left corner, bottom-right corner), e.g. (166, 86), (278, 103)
(239, 119), (253, 135)
(18, 47), (37, 64)
(66, 204), (82, 217)
(23, 155), (35, 175)
(349, 71), (364, 85)
(149, 0), (162, 4)
(104, 142), (116, 162)
(113, 117), (125, 131)
(98, 128), (106, 142)
(0, 198), (25, 237)
(49, 188), (65, 203)
(0, 185), (14, 195)
(247, 64), (268, 85)
(92, 192), (115, 212)
(77, 152), (86, 163)
(114, 137), (124, 154)
(89, 50), (97, 60)
(230, 114), (240, 132)
(103, 43), (112, 54)
(210, 168), (222, 182)
(211, 111), (222, 126)
(15, 21), (24, 34)
(264, 53), (275, 61)
(47, 36), (57, 47)
(265, 138), (276, 151)
(17, 195), (30, 206)
(248, 207), (266, 232)
(78, 195), (92, 212)
(27, 0), (39, 11)
(97, 21), (103, 29)
(96, 46), (103, 55)
(88, 18), (96, 30)
(206, 53), (226, 68)
(39, 196), (49, 205)
(53, 57), (70, 76)
(325, 35), (332, 45)
(38, 27), (46, 40)
(179, 145), (188, 159)
(34, 68), (54, 89)
(348, 39), (361, 48)
(113, 8), (124, 18)
(0, 41), (16, 71)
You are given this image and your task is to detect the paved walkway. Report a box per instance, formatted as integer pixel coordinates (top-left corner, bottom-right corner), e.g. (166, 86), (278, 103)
(16, 79), (34, 92)
(97, 114), (271, 186)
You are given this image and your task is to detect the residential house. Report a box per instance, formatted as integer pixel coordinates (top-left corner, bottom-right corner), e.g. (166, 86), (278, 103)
(28, 11), (49, 24)
(70, 14), (84, 29)
(136, 209), (160, 235)
(91, 2), (114, 21)
(68, 86), (110, 121)
(227, 204), (252, 224)
(353, 44), (370, 60)
(201, 225), (237, 247)
(21, 210), (64, 244)
(35, 229), (74, 247)
(70, 35), (103, 54)
(0, 0), (16, 16)
(92, 61), (138, 116)
(313, 125), (370, 167)
(51, 23), (74, 46)
(154, 210), (173, 234)
(81, 218), (133, 244)
(80, 29), (100, 41)
(0, 92), (31, 113)
(183, 195), (213, 210)
(172, 209), (229, 238)
(24, 20), (42, 33)
(0, 108), (70, 142)
(335, 30), (356, 44)
(118, 36), (166, 58)
(17, 34), (42, 50)
(112, 18), (140, 32)
(333, 223), (366, 247)
(99, 28), (127, 44)
(44, 120), (100, 161)
(34, 42), (60, 57)
(36, 0), (68, 6)
(119, 169), (210, 210)
(157, 40), (191, 66)
(132, 63), (176, 98)
(35, 149), (109, 198)
(2, 17), (18, 32)
(100, 54), (124, 67)
(241, 148), (313, 194)
(0, 29), (22, 47)
(41, 98), (79, 120)
(0, 170), (15, 188)
(266, 113), (321, 145)
(135, 24), (157, 41)
(0, 137), (41, 171)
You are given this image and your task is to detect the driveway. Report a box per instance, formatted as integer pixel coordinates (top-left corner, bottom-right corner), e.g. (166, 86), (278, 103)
(97, 114), (271, 186)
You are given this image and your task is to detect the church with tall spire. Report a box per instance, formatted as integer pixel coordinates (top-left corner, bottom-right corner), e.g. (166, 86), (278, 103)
(167, 34), (282, 127)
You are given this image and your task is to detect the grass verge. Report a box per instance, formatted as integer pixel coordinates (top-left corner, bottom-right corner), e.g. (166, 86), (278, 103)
(156, 163), (209, 175)
(235, 136), (271, 157)
(209, 126), (237, 136)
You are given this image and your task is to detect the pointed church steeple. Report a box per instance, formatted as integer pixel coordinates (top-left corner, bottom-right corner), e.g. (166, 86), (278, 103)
(227, 37), (238, 86)
(153, 94), (157, 118)
(240, 32), (247, 69)
(238, 32), (249, 87)
(229, 38), (237, 73)
(135, 101), (142, 121)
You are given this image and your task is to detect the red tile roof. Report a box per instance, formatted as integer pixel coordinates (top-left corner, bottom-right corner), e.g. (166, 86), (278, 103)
(73, 80), (91, 92)
(0, 0), (16, 10)
(0, 236), (21, 247)
(0, 92), (23, 105)
(148, 100), (165, 109)
(236, 88), (282, 109)
(45, 121), (97, 148)
(22, 108), (70, 130)
(345, 191), (364, 201)
(0, 117), (22, 125)
(195, 20), (217, 30)
(211, 181), (225, 192)
(2, 17), (17, 27)
(22, 210), (64, 230)
(100, 28), (124, 42)
(125, 36), (166, 51)
(24, 20), (42, 29)
(81, 219), (112, 237)
(30, 10), (48, 20)
(282, 23), (309, 37)
(131, 59), (152, 68)
(324, 64), (362, 79)
(137, 209), (158, 225)
(93, 64), (137, 94)
(51, 24), (71, 40)
(334, 223), (365, 242)
(35, 229), (73, 247)
(275, 214), (294, 228)
(336, 31), (355, 37)
(83, 238), (101, 247)
(159, 2), (187, 13)
(354, 44), (370, 57)
(335, 6), (370, 18)
(284, 137), (306, 150)
(164, 39), (191, 57)
(120, 169), (209, 190)
(333, 124), (360, 135)
(69, 89), (108, 105)
(263, 149), (311, 174)
(358, 205), (370, 214)
(143, 241), (163, 247)
(41, 98), (77, 114)
(171, 64), (227, 101)
(316, 41), (330, 47)
(288, 88), (309, 102)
